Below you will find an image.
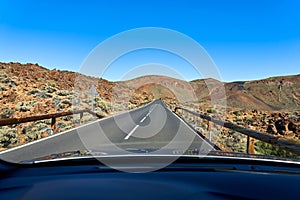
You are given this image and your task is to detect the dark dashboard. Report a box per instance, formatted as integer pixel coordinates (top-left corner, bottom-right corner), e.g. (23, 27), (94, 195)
(0, 156), (299, 200)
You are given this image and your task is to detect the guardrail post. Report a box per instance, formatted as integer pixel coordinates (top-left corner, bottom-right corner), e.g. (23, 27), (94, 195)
(246, 135), (250, 154)
(247, 136), (255, 154)
(79, 112), (83, 125)
(207, 120), (211, 131)
(51, 117), (56, 134)
(250, 138), (255, 154)
(16, 125), (24, 143)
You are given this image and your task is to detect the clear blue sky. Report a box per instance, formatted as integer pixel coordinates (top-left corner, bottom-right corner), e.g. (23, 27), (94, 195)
(0, 0), (299, 82)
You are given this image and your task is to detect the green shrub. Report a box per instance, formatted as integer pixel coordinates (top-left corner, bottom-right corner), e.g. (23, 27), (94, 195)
(1, 108), (14, 119)
(48, 80), (57, 87)
(23, 123), (48, 142)
(0, 85), (7, 91)
(0, 128), (18, 148)
(207, 108), (216, 113)
(15, 101), (37, 112)
(233, 110), (241, 116)
(128, 103), (137, 110)
(40, 85), (57, 93)
(56, 90), (71, 96)
(61, 99), (72, 105)
(95, 99), (112, 113)
(244, 116), (252, 120)
(255, 141), (299, 158)
(27, 89), (40, 95)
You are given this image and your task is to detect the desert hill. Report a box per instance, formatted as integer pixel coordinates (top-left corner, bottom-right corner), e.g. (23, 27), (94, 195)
(191, 75), (300, 111)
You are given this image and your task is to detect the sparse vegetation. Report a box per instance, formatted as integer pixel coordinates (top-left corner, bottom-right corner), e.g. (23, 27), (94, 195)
(255, 141), (300, 158)
(27, 89), (40, 95)
(48, 80), (57, 87)
(56, 90), (71, 96)
(0, 128), (18, 148)
(1, 108), (14, 119)
(207, 108), (216, 113)
(35, 92), (53, 98)
(15, 101), (37, 112)
(40, 85), (57, 93)
(233, 110), (241, 116)
(128, 103), (137, 110)
(95, 98), (112, 113)
(0, 85), (7, 91)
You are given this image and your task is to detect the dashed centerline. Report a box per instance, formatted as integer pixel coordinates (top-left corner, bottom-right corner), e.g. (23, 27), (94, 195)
(124, 104), (157, 140)
(140, 116), (147, 123)
(124, 124), (139, 140)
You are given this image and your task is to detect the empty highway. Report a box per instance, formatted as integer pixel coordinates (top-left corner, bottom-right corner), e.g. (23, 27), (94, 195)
(0, 100), (216, 163)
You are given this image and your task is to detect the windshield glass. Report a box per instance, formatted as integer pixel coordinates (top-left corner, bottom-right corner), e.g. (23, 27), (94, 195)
(0, 1), (299, 169)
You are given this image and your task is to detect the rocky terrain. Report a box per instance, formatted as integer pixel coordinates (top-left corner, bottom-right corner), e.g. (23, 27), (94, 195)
(0, 62), (299, 156)
(180, 104), (300, 156)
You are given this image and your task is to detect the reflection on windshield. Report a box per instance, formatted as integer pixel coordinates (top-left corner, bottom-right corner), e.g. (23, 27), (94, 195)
(0, 61), (299, 164)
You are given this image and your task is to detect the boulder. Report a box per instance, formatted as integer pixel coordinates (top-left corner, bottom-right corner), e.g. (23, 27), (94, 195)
(275, 119), (287, 134)
(267, 124), (277, 134)
(288, 121), (297, 132)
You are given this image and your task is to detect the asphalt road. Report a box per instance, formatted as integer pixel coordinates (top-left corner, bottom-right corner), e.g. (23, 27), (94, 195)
(0, 100), (216, 163)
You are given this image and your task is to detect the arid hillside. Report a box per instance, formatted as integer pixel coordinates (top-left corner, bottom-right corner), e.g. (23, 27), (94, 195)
(0, 62), (299, 153)
(1, 62), (299, 117)
(191, 75), (300, 111)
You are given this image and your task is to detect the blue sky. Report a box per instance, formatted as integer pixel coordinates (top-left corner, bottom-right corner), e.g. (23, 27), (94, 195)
(0, 0), (299, 82)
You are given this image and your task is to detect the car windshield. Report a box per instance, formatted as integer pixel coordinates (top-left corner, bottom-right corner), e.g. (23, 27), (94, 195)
(0, 1), (299, 168)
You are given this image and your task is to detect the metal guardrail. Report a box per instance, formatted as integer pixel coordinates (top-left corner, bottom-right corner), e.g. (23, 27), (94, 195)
(175, 107), (300, 156)
(0, 109), (104, 134)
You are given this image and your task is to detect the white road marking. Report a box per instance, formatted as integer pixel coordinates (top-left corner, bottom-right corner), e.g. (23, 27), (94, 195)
(140, 116), (147, 123)
(124, 124), (139, 140)
(124, 104), (158, 140)
(0, 101), (157, 155)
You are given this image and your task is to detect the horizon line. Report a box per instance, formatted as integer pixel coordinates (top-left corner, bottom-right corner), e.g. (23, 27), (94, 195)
(1, 61), (298, 83)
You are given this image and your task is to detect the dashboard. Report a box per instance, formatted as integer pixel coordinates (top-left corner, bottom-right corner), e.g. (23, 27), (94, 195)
(0, 156), (300, 200)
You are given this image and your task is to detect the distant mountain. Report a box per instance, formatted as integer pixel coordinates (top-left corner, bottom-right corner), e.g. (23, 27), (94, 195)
(124, 74), (300, 111)
(191, 75), (300, 111)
